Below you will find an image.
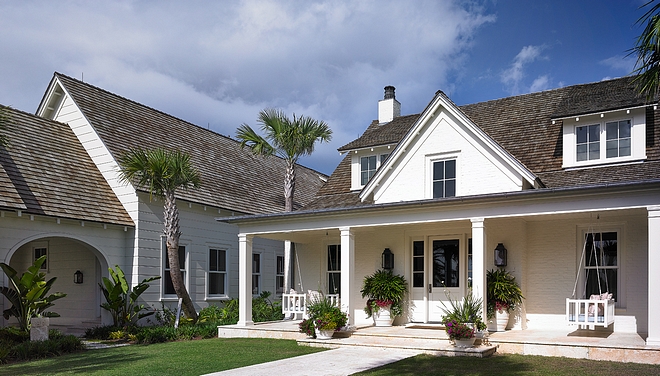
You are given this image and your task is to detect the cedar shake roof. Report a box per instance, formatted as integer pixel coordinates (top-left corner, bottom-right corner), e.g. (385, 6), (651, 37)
(0, 105), (133, 226)
(305, 76), (660, 210)
(53, 73), (327, 215)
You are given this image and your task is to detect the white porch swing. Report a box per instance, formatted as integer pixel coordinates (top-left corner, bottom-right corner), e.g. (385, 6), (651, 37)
(566, 226), (615, 329)
(282, 249), (338, 319)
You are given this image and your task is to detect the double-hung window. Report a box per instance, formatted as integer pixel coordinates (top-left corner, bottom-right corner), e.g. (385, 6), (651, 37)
(252, 253), (261, 295)
(583, 231), (618, 302)
(34, 246), (48, 270)
(276, 255), (285, 294)
(164, 245), (186, 296)
(432, 159), (456, 198)
(576, 120), (632, 162)
(208, 248), (226, 296)
(327, 245), (341, 294)
(360, 153), (390, 185)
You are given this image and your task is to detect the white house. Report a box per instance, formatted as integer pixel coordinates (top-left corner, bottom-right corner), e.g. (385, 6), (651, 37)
(0, 73), (326, 331)
(224, 79), (660, 347)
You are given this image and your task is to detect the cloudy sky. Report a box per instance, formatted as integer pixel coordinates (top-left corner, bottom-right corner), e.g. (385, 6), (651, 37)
(0, 0), (648, 175)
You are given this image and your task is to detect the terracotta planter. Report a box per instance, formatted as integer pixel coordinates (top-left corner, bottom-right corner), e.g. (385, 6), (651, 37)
(495, 310), (510, 331)
(315, 328), (334, 340)
(453, 337), (476, 347)
(373, 305), (394, 327)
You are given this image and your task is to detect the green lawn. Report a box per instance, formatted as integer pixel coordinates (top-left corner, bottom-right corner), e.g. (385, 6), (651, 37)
(355, 353), (660, 376)
(0, 338), (325, 376)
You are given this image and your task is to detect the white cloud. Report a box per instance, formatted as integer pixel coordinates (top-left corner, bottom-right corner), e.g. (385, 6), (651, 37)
(600, 55), (635, 75)
(501, 45), (545, 95)
(529, 75), (551, 93)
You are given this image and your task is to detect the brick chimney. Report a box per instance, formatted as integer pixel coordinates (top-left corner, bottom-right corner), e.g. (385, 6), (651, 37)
(378, 85), (401, 123)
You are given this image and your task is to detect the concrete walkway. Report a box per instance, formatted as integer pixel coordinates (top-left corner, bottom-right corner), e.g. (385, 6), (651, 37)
(202, 346), (424, 376)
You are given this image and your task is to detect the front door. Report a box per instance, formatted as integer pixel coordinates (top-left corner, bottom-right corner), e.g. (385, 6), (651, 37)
(410, 237), (466, 323)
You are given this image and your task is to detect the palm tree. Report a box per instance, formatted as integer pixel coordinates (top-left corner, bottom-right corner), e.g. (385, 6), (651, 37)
(237, 108), (332, 211)
(631, 0), (660, 100)
(117, 147), (200, 321)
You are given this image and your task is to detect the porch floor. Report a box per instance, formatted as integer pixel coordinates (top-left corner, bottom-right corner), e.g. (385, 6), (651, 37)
(217, 320), (660, 364)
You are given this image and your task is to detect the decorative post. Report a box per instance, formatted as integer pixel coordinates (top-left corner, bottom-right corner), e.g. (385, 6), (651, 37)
(647, 206), (660, 346)
(471, 218), (487, 324)
(340, 227), (355, 325)
(238, 233), (253, 326)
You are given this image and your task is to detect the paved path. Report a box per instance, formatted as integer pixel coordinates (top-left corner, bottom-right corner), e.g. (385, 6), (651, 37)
(202, 346), (424, 376)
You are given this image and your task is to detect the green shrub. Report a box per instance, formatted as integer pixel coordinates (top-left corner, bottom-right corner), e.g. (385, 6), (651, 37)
(9, 335), (83, 361)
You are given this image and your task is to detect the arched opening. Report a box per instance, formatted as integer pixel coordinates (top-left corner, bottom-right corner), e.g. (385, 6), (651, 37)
(3, 236), (110, 335)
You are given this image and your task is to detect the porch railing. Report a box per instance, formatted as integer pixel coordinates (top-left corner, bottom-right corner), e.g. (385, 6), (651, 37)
(282, 292), (339, 319)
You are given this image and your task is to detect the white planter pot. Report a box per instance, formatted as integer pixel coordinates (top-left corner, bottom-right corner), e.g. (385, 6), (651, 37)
(373, 305), (394, 327)
(453, 337), (476, 347)
(30, 317), (50, 341)
(315, 328), (334, 340)
(495, 310), (510, 332)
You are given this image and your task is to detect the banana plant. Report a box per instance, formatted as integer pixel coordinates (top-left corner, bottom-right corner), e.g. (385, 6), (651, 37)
(0, 255), (66, 332)
(100, 265), (160, 327)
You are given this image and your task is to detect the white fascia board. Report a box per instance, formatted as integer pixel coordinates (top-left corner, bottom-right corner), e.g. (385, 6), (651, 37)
(232, 184), (660, 239)
(359, 92), (538, 202)
(550, 104), (650, 121)
(36, 76), (64, 118)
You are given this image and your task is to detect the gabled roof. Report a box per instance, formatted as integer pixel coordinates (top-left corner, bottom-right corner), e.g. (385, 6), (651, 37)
(44, 73), (327, 215)
(0, 105), (133, 226)
(305, 76), (660, 210)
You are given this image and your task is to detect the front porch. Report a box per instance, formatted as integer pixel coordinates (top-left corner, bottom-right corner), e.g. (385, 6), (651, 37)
(217, 320), (659, 364)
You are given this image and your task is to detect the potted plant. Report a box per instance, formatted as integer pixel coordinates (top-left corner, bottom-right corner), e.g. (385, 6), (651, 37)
(442, 319), (476, 347)
(486, 268), (524, 331)
(298, 292), (348, 340)
(361, 269), (407, 326)
(440, 290), (486, 346)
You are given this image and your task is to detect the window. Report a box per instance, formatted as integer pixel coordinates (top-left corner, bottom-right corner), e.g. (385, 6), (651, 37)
(432, 159), (456, 198)
(208, 249), (226, 296)
(359, 153), (390, 186)
(164, 245), (186, 296)
(327, 245), (341, 294)
(576, 120), (632, 162)
(432, 239), (459, 288)
(361, 156), (377, 185)
(583, 232), (618, 301)
(606, 120), (631, 158)
(467, 239), (472, 289)
(34, 247), (48, 270)
(252, 253), (261, 295)
(412, 241), (424, 288)
(576, 124), (600, 161)
(276, 255), (285, 294)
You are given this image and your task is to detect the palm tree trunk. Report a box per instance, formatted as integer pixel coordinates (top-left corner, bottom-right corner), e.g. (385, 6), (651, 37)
(284, 161), (295, 212)
(164, 191), (198, 322)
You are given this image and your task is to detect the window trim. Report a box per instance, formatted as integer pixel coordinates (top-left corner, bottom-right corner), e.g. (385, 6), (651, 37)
(276, 254), (285, 295)
(32, 241), (49, 271)
(252, 252), (261, 296)
(577, 225), (624, 308)
(207, 248), (228, 299)
(426, 152), (459, 199)
(161, 237), (188, 300)
(561, 108), (646, 168)
(326, 244), (341, 295)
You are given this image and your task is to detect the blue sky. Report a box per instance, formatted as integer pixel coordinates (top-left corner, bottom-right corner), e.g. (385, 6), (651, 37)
(0, 0), (649, 175)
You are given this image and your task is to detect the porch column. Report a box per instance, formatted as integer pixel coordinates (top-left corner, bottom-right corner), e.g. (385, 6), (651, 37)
(471, 218), (487, 323)
(647, 206), (660, 346)
(238, 234), (253, 326)
(283, 240), (293, 293)
(340, 227), (355, 325)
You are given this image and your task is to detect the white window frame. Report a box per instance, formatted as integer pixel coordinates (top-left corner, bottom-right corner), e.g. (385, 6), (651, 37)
(252, 252), (261, 296)
(577, 226), (624, 308)
(561, 108), (646, 168)
(32, 241), (49, 271)
(426, 152), (459, 199)
(162, 237), (188, 299)
(327, 244), (341, 295)
(207, 248), (227, 298)
(351, 147), (394, 190)
(276, 254), (285, 295)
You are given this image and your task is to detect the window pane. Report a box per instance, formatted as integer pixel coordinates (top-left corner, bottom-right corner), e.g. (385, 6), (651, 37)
(178, 246), (186, 268)
(576, 144), (587, 161)
(445, 179), (456, 197)
(361, 171), (369, 185)
(620, 120), (631, 138)
(577, 126), (587, 143)
(432, 240), (459, 287)
(413, 241), (424, 256)
(368, 156), (376, 169)
(361, 157), (369, 170)
(601, 232), (617, 266)
(328, 272), (341, 294)
(253, 254), (260, 273)
(209, 273), (225, 295)
(433, 181), (443, 199)
(606, 122), (618, 140)
(210, 249), (218, 271)
(588, 142), (600, 160)
(164, 271), (185, 295)
(619, 138), (631, 157)
(413, 257), (424, 272)
(413, 273), (424, 288)
(380, 154), (389, 164)
(606, 140), (618, 158)
(588, 125), (600, 142)
(327, 245), (341, 271)
(445, 160), (456, 179)
(586, 269), (617, 301)
(277, 255), (285, 275)
(252, 275), (260, 295)
(276, 276), (284, 294)
(433, 161), (444, 181)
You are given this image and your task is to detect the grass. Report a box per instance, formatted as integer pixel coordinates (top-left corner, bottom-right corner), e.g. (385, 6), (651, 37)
(355, 353), (660, 376)
(0, 338), (325, 376)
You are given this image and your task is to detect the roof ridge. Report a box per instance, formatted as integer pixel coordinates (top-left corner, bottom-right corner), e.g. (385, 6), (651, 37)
(53, 72), (327, 178)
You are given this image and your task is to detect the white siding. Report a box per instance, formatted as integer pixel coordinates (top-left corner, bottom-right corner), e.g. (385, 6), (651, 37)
(373, 109), (524, 204)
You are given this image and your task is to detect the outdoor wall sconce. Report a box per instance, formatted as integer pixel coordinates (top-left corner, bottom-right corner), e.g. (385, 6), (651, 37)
(382, 248), (394, 270)
(494, 243), (507, 267)
(74, 270), (83, 284)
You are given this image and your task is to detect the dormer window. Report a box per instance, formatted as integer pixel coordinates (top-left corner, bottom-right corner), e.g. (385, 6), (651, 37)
(357, 153), (390, 187)
(561, 109), (646, 169)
